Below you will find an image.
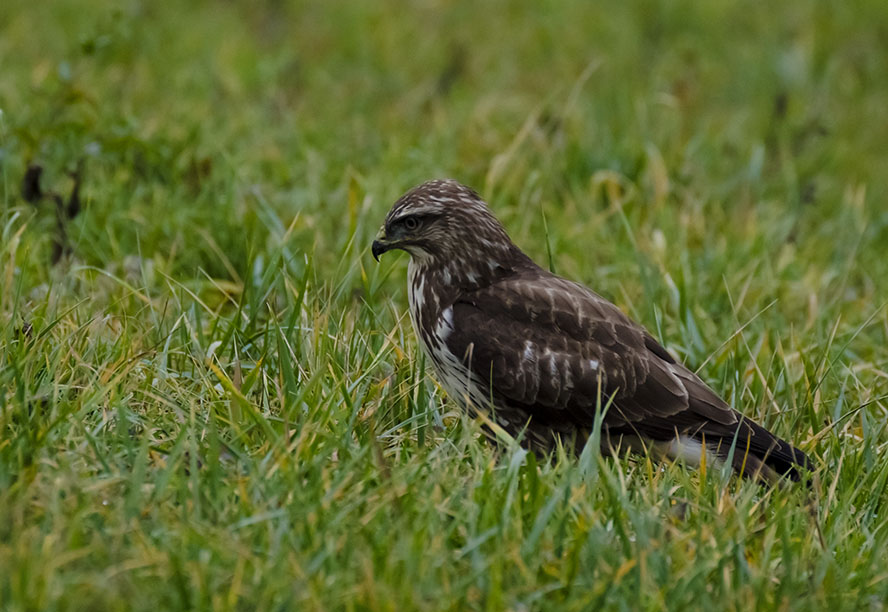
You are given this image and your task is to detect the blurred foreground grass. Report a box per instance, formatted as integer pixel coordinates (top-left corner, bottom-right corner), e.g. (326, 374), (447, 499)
(1, 0), (888, 610)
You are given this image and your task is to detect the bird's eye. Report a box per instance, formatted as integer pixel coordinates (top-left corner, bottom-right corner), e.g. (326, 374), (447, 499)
(403, 216), (420, 231)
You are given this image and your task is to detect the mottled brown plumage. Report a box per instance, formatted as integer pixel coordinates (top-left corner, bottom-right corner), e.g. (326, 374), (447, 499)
(372, 179), (813, 483)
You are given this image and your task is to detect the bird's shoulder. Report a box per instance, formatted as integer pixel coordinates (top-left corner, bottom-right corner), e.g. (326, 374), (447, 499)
(451, 266), (643, 346)
(440, 267), (648, 407)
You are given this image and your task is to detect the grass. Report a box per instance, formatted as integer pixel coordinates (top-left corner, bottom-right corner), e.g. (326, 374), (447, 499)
(1, 0), (888, 609)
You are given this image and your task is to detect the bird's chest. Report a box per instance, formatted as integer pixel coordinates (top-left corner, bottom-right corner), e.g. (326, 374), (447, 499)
(407, 262), (484, 409)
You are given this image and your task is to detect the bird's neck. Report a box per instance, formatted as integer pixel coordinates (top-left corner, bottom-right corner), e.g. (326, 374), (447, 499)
(406, 249), (533, 337)
(407, 259), (451, 341)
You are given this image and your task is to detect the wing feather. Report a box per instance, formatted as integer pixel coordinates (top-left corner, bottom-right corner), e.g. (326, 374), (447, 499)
(445, 269), (737, 435)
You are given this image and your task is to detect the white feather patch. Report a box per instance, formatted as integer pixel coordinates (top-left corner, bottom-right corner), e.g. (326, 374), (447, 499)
(522, 341), (535, 361)
(660, 436), (706, 466)
(435, 306), (454, 341)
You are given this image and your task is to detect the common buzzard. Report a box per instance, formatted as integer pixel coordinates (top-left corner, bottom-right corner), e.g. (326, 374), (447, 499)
(372, 179), (813, 483)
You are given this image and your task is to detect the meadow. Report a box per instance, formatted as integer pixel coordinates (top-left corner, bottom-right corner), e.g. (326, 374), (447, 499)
(1, 1), (887, 610)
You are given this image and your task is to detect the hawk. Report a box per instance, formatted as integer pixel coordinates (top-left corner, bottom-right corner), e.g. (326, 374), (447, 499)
(372, 179), (813, 483)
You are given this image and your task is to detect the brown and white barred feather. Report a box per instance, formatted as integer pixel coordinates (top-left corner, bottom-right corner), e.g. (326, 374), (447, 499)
(381, 179), (813, 483)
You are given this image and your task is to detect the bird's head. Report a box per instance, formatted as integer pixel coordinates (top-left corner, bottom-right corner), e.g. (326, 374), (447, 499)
(372, 179), (521, 273)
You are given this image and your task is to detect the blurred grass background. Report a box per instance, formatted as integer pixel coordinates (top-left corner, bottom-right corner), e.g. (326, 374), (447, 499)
(1, 0), (887, 610)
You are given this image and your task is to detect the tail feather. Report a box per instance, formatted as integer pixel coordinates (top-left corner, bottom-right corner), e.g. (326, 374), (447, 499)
(717, 416), (814, 484)
(604, 415), (814, 485)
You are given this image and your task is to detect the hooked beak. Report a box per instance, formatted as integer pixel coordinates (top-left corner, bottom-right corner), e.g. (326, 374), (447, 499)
(371, 230), (393, 262)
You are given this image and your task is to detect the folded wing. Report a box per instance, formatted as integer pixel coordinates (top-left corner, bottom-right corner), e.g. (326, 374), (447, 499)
(445, 268), (811, 481)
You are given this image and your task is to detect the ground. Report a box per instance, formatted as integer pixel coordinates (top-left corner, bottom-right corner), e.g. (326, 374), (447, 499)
(1, 1), (887, 610)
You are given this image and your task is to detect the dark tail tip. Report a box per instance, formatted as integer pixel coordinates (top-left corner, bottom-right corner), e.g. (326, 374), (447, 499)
(730, 418), (815, 486)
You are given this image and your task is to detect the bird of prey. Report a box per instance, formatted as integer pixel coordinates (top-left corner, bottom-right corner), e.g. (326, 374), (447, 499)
(372, 179), (813, 483)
